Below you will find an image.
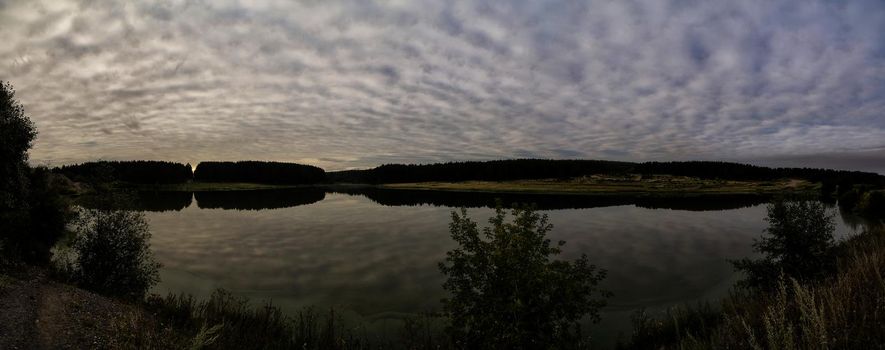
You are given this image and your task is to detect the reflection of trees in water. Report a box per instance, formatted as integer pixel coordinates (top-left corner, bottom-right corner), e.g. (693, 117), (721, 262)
(135, 191), (193, 212)
(837, 202), (882, 231)
(194, 188), (325, 210)
(332, 187), (770, 211)
(88, 187), (781, 212)
(633, 195), (768, 211)
(80, 188), (326, 211)
(79, 191), (193, 212)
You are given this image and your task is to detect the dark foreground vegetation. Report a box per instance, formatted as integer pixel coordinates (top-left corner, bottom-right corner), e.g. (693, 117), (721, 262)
(619, 201), (885, 349)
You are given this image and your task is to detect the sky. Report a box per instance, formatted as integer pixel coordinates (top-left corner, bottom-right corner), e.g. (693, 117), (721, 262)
(1, 0), (884, 173)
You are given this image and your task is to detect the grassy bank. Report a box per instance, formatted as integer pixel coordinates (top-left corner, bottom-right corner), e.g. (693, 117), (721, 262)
(382, 175), (817, 196)
(0, 266), (445, 349)
(619, 226), (885, 349)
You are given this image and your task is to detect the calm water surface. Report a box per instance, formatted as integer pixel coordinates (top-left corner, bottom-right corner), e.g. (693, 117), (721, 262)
(130, 189), (861, 346)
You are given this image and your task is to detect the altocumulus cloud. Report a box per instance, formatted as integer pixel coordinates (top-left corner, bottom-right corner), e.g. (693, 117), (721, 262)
(1, 0), (884, 172)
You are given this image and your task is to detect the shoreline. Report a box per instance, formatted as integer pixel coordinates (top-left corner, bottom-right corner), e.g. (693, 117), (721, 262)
(116, 176), (820, 197)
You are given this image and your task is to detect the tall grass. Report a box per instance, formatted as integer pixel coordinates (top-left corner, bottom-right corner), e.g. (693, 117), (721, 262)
(619, 227), (885, 349)
(140, 289), (446, 350)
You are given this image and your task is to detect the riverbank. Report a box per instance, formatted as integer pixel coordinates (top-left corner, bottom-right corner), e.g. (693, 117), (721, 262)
(619, 225), (885, 349)
(380, 175), (818, 196)
(0, 264), (438, 349)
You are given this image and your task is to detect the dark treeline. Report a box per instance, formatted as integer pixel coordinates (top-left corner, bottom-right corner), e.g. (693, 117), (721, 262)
(194, 161), (325, 184)
(55, 161), (193, 184)
(55, 159), (885, 188)
(328, 159), (635, 183)
(330, 187), (770, 211)
(328, 159), (885, 186)
(636, 161), (885, 185)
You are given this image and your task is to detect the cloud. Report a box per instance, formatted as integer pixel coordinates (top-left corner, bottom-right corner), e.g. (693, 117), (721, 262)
(1, 0), (883, 171)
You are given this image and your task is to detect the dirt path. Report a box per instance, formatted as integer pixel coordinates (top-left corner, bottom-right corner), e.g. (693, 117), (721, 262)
(0, 270), (41, 349)
(0, 269), (168, 349)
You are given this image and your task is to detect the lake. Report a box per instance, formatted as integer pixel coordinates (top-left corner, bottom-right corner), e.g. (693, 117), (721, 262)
(120, 188), (864, 347)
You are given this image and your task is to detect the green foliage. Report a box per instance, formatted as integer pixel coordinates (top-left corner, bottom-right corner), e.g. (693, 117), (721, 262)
(66, 204), (160, 300)
(0, 82), (71, 265)
(439, 204), (610, 349)
(0, 168), (73, 264)
(732, 200), (836, 291)
(0, 81), (37, 209)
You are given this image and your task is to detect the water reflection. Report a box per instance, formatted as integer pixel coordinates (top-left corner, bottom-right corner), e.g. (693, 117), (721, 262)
(134, 191), (193, 212)
(101, 186), (772, 212)
(331, 187), (770, 211)
(88, 188), (867, 348)
(194, 188), (325, 210)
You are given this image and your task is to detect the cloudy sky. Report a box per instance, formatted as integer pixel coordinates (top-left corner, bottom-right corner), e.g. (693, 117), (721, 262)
(2, 0), (884, 172)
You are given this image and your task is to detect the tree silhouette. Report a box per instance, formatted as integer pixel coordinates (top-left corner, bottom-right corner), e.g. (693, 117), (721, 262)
(732, 200), (837, 291)
(439, 204), (610, 348)
(194, 161), (325, 184)
(56, 160), (193, 184)
(0, 81), (37, 209)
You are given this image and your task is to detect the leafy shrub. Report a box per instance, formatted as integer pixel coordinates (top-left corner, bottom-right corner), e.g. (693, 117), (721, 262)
(732, 200), (836, 291)
(439, 204), (610, 348)
(66, 206), (160, 300)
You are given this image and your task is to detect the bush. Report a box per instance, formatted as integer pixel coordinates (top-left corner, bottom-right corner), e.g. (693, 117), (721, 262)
(732, 200), (836, 291)
(439, 204), (610, 348)
(66, 205), (160, 300)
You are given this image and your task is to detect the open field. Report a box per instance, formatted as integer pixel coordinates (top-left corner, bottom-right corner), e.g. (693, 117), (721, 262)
(381, 175), (818, 196)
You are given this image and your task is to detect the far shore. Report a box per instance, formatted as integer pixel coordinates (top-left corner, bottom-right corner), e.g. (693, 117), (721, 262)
(380, 177), (817, 196)
(117, 175), (820, 196)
